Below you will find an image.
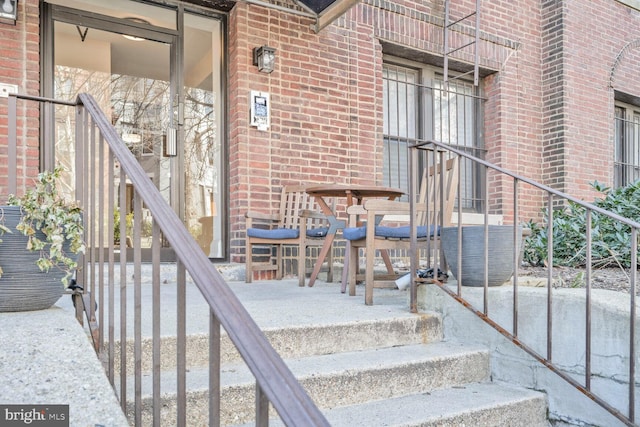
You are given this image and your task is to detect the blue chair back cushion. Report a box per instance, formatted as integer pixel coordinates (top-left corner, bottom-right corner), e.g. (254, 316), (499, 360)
(343, 225), (438, 241)
(247, 227), (299, 239)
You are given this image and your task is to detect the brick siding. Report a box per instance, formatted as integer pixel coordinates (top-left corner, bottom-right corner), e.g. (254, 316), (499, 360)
(2, 0), (640, 273)
(0, 0), (40, 201)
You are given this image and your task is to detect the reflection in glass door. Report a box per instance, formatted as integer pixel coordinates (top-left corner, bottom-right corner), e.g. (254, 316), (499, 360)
(112, 71), (172, 249)
(183, 13), (224, 258)
(54, 21), (172, 252)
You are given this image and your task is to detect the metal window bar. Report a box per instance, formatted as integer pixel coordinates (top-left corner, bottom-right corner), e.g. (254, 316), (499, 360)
(382, 67), (486, 208)
(614, 112), (640, 188)
(383, 66), (418, 197)
(411, 139), (640, 427)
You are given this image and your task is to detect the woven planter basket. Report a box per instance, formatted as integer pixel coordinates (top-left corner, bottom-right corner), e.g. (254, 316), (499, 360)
(0, 206), (68, 312)
(441, 225), (522, 287)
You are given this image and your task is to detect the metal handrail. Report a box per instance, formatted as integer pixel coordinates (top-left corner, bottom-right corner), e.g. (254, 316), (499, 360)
(410, 139), (639, 427)
(7, 92), (329, 426)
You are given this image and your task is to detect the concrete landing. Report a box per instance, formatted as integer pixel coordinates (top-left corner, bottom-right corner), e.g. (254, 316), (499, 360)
(0, 307), (129, 427)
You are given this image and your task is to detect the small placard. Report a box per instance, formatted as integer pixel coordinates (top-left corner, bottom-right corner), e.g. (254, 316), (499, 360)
(250, 91), (270, 130)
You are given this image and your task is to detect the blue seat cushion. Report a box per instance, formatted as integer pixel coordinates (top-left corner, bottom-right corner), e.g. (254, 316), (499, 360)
(343, 226), (367, 240)
(306, 227), (329, 238)
(246, 227), (299, 239)
(343, 225), (438, 241)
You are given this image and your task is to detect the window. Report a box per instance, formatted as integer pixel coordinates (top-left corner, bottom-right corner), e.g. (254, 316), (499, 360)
(614, 101), (640, 187)
(383, 60), (485, 210)
(383, 66), (418, 194)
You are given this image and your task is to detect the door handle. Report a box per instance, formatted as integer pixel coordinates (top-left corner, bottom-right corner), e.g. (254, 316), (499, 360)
(164, 127), (177, 157)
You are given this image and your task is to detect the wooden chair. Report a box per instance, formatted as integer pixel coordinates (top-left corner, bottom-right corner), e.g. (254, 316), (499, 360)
(245, 185), (334, 286)
(344, 157), (459, 305)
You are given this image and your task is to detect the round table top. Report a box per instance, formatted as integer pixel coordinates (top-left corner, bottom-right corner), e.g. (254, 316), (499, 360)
(305, 185), (404, 199)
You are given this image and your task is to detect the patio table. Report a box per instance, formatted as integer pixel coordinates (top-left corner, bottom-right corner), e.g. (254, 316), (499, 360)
(305, 185), (404, 289)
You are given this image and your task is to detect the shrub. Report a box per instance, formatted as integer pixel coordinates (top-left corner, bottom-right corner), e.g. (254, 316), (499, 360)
(523, 180), (640, 269)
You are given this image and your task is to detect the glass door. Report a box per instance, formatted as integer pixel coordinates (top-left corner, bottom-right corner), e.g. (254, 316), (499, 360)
(45, 1), (226, 259)
(52, 15), (175, 256)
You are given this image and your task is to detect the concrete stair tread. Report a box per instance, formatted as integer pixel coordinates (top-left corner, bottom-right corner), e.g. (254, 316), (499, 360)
(112, 314), (444, 372)
(321, 381), (549, 427)
(239, 381), (549, 427)
(129, 340), (490, 396)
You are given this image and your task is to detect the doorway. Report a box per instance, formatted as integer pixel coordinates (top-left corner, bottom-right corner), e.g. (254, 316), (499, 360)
(43, 1), (226, 260)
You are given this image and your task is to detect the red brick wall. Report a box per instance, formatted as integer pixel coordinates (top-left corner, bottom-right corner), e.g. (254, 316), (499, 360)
(562, 0), (640, 199)
(230, 0), (640, 264)
(0, 0), (40, 202)
(535, 0), (640, 201)
(228, 3), (385, 264)
(229, 0), (549, 260)
(481, 0), (544, 222)
(4, 0), (640, 265)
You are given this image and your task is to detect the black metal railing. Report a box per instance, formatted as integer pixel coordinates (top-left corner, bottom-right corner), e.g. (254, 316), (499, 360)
(409, 139), (639, 427)
(7, 92), (329, 426)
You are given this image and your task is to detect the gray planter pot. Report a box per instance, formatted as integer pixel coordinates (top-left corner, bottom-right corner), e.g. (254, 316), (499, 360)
(0, 206), (67, 312)
(441, 225), (523, 287)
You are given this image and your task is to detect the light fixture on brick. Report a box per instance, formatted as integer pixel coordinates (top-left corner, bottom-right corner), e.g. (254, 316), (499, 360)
(253, 46), (276, 73)
(0, 0), (17, 24)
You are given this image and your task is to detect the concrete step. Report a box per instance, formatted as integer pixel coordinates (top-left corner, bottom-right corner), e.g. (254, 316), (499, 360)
(109, 313), (443, 372)
(237, 382), (549, 427)
(98, 278), (548, 426)
(125, 341), (493, 425)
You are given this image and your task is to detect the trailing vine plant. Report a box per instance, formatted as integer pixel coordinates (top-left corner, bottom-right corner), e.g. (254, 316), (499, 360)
(0, 166), (85, 286)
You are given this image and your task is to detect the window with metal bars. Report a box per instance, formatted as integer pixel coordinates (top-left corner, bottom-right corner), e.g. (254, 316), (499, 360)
(382, 61), (485, 211)
(614, 101), (640, 188)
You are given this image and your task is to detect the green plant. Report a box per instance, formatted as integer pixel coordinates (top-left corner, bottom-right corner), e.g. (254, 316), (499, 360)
(0, 166), (85, 286)
(141, 216), (153, 238)
(524, 180), (640, 269)
(113, 208), (134, 244)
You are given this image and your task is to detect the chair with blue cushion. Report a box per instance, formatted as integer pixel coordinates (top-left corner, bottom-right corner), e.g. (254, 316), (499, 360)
(344, 157), (459, 305)
(245, 185), (334, 286)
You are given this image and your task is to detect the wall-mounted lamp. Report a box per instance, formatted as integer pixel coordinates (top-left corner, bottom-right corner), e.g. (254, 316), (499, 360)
(253, 46), (276, 74)
(0, 0), (18, 24)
